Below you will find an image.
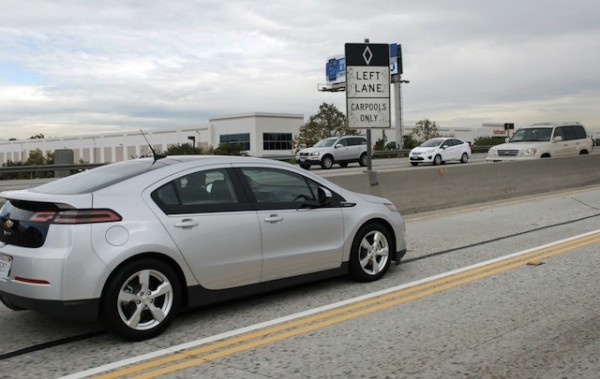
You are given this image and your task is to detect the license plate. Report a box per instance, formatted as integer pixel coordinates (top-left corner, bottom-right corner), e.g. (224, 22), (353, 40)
(0, 254), (12, 278)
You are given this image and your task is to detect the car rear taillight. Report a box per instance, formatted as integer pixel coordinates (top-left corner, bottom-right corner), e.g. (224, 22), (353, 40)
(29, 209), (122, 224)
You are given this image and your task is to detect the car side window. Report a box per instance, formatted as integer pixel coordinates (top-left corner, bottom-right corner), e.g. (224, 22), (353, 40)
(553, 127), (564, 140)
(337, 139), (348, 147)
(348, 137), (364, 146)
(562, 126), (577, 141)
(240, 168), (317, 206)
(573, 125), (587, 139)
(152, 168), (241, 214)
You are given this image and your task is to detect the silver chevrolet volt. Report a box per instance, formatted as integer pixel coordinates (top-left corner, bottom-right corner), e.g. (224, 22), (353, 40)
(0, 155), (406, 340)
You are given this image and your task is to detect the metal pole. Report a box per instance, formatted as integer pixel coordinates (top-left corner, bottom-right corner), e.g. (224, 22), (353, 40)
(363, 38), (378, 186)
(394, 76), (401, 149)
(399, 78), (404, 150)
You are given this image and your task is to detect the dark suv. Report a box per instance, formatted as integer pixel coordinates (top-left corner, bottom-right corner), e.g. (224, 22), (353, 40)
(295, 136), (368, 169)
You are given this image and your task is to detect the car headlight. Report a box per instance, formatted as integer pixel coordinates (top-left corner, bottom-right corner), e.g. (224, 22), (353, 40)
(310, 152), (320, 157)
(384, 203), (398, 212)
(519, 148), (537, 157)
(488, 149), (498, 157)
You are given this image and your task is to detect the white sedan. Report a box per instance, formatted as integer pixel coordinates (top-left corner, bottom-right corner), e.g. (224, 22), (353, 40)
(409, 137), (471, 166)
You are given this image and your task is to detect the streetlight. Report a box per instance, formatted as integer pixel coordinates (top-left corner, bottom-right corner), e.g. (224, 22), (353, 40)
(187, 136), (196, 151)
(392, 77), (410, 150)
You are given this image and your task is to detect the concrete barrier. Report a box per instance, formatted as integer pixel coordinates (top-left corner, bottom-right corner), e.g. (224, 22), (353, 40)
(327, 154), (600, 214)
(1, 155), (599, 214)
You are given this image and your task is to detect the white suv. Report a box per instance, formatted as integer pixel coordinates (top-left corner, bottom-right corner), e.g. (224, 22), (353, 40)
(296, 136), (369, 169)
(487, 122), (593, 162)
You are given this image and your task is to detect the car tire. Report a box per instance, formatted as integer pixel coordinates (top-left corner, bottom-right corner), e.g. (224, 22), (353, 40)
(102, 258), (181, 341)
(410, 162), (419, 166)
(349, 222), (392, 282)
(359, 153), (368, 167)
(321, 155), (334, 169)
(460, 152), (469, 163)
(433, 154), (442, 165)
(300, 164), (311, 170)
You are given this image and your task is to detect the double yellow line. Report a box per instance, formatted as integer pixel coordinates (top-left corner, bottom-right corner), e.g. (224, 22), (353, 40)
(93, 230), (600, 379)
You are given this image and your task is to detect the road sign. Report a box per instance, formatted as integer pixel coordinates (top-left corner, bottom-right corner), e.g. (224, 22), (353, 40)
(345, 43), (391, 129)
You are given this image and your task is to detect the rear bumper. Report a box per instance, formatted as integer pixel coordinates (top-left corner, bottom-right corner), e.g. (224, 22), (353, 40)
(0, 291), (99, 321)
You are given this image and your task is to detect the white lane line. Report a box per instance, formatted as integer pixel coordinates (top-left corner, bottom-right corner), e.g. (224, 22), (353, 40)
(59, 228), (600, 379)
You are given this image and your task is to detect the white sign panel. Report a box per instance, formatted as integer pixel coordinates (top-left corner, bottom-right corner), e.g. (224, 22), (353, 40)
(346, 66), (390, 128)
(345, 43), (391, 129)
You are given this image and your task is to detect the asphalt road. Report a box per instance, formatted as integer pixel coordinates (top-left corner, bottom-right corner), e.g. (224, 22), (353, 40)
(0, 184), (598, 378)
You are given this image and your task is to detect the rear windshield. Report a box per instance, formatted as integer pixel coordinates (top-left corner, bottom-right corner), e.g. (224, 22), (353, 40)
(29, 159), (173, 195)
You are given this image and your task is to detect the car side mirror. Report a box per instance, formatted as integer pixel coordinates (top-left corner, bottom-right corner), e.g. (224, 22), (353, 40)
(318, 187), (333, 205)
(335, 144), (343, 149)
(441, 145), (448, 149)
(554, 136), (563, 143)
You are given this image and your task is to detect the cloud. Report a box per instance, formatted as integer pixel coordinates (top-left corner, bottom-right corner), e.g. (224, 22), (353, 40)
(1, 0), (599, 140)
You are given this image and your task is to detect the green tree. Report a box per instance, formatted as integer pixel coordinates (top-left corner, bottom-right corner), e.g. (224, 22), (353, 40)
(294, 103), (359, 150)
(26, 149), (47, 165)
(374, 130), (388, 151)
(26, 149), (54, 178)
(473, 136), (505, 146)
(209, 143), (247, 156)
(402, 134), (419, 149)
(166, 143), (202, 155)
(411, 119), (440, 143)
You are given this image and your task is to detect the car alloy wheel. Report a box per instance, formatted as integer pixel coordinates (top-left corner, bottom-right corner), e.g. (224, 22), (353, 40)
(102, 258), (181, 341)
(349, 223), (392, 282)
(359, 153), (368, 167)
(460, 152), (469, 163)
(433, 154), (442, 165)
(321, 156), (334, 169)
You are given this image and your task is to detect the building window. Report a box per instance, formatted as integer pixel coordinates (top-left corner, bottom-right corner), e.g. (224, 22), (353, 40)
(220, 133), (250, 151)
(263, 133), (292, 151)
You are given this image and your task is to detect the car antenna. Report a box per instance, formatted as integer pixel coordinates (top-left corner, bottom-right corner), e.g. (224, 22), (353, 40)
(140, 129), (167, 162)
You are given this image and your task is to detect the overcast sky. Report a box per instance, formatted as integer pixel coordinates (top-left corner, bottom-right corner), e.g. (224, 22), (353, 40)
(1, 0), (599, 140)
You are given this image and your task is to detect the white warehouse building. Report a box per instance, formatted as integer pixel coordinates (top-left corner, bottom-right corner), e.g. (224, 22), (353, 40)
(1, 110), (520, 167)
(0, 112), (303, 165)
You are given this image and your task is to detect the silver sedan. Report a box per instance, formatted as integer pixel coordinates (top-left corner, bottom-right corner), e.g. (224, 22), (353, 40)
(0, 155), (406, 340)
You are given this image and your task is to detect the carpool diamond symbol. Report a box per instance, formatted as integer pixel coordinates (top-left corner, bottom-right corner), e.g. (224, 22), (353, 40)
(362, 46), (373, 65)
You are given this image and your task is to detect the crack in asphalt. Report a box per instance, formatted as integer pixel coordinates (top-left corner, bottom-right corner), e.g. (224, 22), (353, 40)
(403, 212), (600, 264)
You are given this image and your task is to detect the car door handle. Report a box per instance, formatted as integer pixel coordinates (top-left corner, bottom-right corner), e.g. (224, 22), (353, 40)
(175, 219), (199, 228)
(264, 215), (284, 223)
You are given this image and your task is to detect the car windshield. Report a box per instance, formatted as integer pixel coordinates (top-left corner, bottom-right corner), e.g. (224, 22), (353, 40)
(313, 138), (338, 147)
(510, 128), (552, 142)
(420, 138), (445, 147)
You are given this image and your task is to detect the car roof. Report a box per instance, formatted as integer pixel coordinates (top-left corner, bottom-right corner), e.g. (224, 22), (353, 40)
(529, 122), (582, 128)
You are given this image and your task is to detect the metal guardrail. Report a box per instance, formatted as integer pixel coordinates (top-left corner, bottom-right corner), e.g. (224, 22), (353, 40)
(0, 163), (105, 175)
(0, 146), (494, 179)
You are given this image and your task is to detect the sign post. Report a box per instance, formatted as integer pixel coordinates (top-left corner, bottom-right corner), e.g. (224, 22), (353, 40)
(345, 41), (391, 185)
